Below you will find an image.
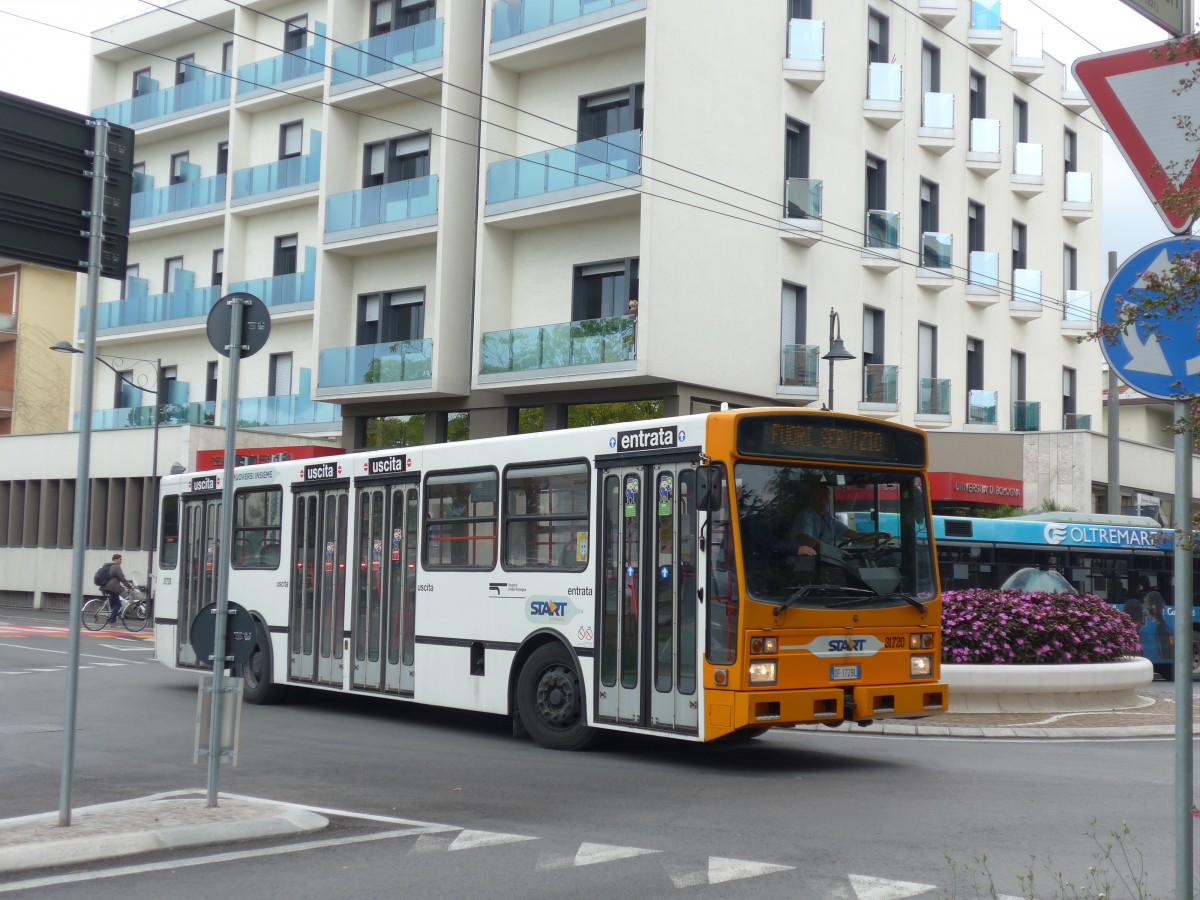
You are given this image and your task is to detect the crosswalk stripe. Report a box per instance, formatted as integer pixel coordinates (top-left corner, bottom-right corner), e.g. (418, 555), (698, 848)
(849, 873), (939, 899)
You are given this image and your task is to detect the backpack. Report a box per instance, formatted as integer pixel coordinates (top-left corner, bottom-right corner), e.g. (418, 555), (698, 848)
(93, 564), (111, 588)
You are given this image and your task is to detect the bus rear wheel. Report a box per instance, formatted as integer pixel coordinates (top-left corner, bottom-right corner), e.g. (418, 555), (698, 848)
(517, 643), (597, 751)
(239, 621), (287, 705)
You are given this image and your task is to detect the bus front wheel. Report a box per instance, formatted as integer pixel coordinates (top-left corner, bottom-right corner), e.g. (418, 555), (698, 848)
(517, 643), (597, 751)
(239, 621), (287, 705)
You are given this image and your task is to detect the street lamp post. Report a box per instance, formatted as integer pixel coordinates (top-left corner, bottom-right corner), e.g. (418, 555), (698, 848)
(51, 342), (162, 588)
(821, 307), (856, 411)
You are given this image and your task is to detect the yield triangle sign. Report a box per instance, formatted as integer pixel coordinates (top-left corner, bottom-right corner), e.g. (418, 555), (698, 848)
(1072, 39), (1200, 234)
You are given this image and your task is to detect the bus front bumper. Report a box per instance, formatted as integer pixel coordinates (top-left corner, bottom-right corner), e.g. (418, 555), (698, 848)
(711, 682), (949, 737)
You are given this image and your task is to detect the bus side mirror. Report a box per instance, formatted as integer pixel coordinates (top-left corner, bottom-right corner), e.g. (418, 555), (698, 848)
(696, 467), (722, 511)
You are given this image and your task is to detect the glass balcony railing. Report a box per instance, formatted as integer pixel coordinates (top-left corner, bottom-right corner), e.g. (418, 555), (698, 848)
(1065, 171), (1092, 203)
(787, 18), (824, 61)
(92, 277), (220, 331)
(79, 402), (216, 431)
(227, 269), (316, 310)
(319, 339), (433, 388)
(232, 139), (321, 200)
(326, 175), (438, 234)
(865, 210), (899, 249)
(780, 344), (818, 387)
(1014, 142), (1043, 177)
(967, 389), (998, 425)
(332, 19), (443, 83)
(1013, 400), (1041, 432)
(922, 92), (954, 128)
(863, 364), (899, 403)
(867, 62), (902, 102)
(971, 0), (1001, 29)
(1063, 413), (1091, 430)
(1064, 289), (1092, 321)
(921, 232), (952, 269)
(492, 0), (641, 42)
(1013, 268), (1042, 305)
(92, 70), (231, 127)
(486, 130), (641, 204)
(969, 118), (1000, 153)
(131, 173), (227, 222)
(0, 313), (15, 331)
(238, 30), (327, 94)
(969, 251), (999, 286)
(230, 394), (342, 428)
(784, 177), (822, 219)
(480, 315), (636, 375)
(919, 377), (951, 416)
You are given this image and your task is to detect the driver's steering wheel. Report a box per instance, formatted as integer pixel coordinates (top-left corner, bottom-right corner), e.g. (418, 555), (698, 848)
(837, 532), (891, 552)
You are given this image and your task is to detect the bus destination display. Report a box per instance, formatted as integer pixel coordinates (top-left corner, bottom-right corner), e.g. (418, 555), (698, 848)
(737, 415), (925, 466)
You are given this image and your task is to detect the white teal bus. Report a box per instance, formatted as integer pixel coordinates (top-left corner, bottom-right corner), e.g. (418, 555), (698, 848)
(152, 408), (946, 749)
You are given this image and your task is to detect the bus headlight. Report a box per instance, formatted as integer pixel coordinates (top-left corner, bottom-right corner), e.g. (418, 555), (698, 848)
(910, 654), (933, 678)
(909, 632), (934, 649)
(748, 660), (777, 685)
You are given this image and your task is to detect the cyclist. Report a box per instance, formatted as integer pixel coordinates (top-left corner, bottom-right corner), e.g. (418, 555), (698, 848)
(101, 553), (134, 626)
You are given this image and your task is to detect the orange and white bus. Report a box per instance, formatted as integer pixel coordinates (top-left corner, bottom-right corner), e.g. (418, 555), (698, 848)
(152, 408), (946, 749)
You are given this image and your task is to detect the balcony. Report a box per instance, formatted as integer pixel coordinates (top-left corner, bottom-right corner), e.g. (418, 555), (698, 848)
(1013, 400), (1040, 432)
(492, 0), (645, 48)
(0, 389), (12, 416)
(919, 0), (957, 26)
(781, 177), (822, 245)
(227, 252), (317, 314)
(967, 389), (998, 427)
(325, 175), (438, 245)
(966, 251), (1001, 304)
(479, 314), (636, 382)
(966, 119), (1001, 174)
(862, 210), (900, 271)
(79, 401), (216, 431)
(863, 63), (902, 127)
(917, 232), (953, 290)
(130, 172), (227, 226)
(968, 0), (1002, 55)
(0, 312), (15, 338)
(231, 134), (322, 208)
(1063, 71), (1090, 112)
(918, 377), (951, 422)
(90, 272), (219, 333)
(485, 130), (641, 217)
(862, 364), (899, 405)
(238, 27), (327, 100)
(783, 18), (824, 89)
(918, 93), (954, 153)
(1063, 413), (1092, 430)
(1062, 289), (1092, 335)
(230, 391), (341, 430)
(1063, 171), (1094, 220)
(331, 19), (444, 93)
(1012, 143), (1044, 197)
(1011, 269), (1043, 319)
(780, 344), (818, 388)
(1011, 33), (1044, 83)
(318, 339), (433, 395)
(92, 69), (231, 129)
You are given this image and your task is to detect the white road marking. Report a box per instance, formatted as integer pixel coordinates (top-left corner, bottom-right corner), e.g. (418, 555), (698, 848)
(449, 829), (537, 851)
(537, 841), (658, 870)
(665, 856), (794, 888)
(0, 642), (143, 664)
(849, 873), (938, 899)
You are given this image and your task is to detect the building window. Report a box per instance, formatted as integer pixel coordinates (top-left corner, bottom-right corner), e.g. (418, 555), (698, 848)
(968, 70), (986, 119)
(1063, 367), (1077, 416)
(158, 365), (178, 405)
(968, 201), (985, 252)
(122, 263), (140, 301)
(221, 41), (234, 73)
(169, 151), (190, 185)
(865, 154), (887, 221)
(370, 0), (436, 36)
(863, 306), (886, 402)
(921, 42), (941, 95)
(867, 9), (888, 63)
(164, 256), (184, 292)
(175, 54), (195, 85)
(357, 289), (425, 345)
(216, 141), (229, 175)
(1064, 128), (1078, 172)
(114, 370), (135, 408)
(284, 16), (308, 52)
(362, 133), (430, 187)
(920, 179), (939, 233)
(274, 235), (298, 276)
(1063, 244), (1077, 294)
(577, 84), (644, 141)
(966, 337), (984, 394)
(424, 470), (498, 570)
(1011, 351), (1027, 402)
(212, 249), (224, 288)
(1012, 220), (1027, 270)
(1013, 97), (1029, 144)
(269, 353), (293, 397)
(781, 283), (806, 348)
(279, 121), (303, 159)
(132, 67), (152, 97)
(206, 361), (219, 404)
(785, 118), (809, 180)
(788, 0), (812, 17)
(572, 258), (639, 321)
(918, 324), (938, 407)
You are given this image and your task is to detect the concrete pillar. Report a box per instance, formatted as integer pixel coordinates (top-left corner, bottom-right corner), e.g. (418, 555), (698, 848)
(469, 405), (513, 439)
(543, 403), (569, 431)
(424, 411), (448, 444)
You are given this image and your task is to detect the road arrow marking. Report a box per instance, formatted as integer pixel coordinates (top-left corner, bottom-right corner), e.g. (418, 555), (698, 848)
(537, 841), (659, 870)
(849, 873), (939, 899)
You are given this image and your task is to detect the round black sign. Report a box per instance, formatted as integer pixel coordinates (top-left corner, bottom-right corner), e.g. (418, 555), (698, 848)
(189, 600), (257, 669)
(206, 292), (271, 359)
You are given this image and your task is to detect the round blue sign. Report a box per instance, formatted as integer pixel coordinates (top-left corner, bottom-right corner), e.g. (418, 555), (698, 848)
(1098, 237), (1200, 400)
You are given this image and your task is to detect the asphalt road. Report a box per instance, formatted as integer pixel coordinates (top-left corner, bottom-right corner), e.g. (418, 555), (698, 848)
(0, 609), (1188, 898)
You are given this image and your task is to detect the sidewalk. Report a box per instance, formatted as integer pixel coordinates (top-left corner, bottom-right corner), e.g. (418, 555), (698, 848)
(1, 696), (1192, 878)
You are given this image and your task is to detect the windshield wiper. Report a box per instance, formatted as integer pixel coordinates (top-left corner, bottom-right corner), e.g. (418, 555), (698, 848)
(826, 592), (928, 614)
(773, 585), (873, 615)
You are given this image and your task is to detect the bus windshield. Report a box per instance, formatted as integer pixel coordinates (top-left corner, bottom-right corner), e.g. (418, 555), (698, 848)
(733, 462), (934, 607)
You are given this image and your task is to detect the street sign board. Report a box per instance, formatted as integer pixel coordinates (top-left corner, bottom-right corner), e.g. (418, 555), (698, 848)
(1072, 41), (1200, 234)
(206, 292), (272, 358)
(1097, 236), (1200, 400)
(0, 91), (133, 280)
(189, 600), (257, 669)
(1116, 0), (1190, 36)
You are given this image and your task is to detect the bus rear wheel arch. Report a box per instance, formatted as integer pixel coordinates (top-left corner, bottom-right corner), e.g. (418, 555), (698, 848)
(515, 642), (597, 751)
(239, 617), (287, 705)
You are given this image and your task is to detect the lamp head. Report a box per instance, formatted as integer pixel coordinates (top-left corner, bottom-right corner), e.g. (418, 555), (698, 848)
(50, 341), (82, 355)
(822, 337), (856, 362)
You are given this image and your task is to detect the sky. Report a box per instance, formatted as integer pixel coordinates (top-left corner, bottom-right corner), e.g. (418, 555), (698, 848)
(0, 0), (1180, 273)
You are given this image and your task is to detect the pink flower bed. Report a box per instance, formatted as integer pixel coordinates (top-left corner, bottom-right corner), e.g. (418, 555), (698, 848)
(941, 589), (1142, 665)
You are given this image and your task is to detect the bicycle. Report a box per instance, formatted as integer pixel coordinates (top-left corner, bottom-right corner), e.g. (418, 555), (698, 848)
(82, 584), (151, 633)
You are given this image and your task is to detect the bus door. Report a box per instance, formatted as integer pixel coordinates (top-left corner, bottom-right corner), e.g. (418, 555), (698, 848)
(596, 459), (699, 733)
(177, 493), (221, 668)
(351, 478), (420, 694)
(290, 486), (349, 686)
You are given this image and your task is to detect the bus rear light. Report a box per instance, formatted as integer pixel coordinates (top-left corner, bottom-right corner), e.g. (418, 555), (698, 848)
(748, 660), (777, 685)
(749, 636), (778, 655)
(910, 654), (933, 678)
(909, 632), (934, 650)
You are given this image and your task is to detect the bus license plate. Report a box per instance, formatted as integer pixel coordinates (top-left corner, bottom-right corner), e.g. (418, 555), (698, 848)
(830, 665), (861, 681)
